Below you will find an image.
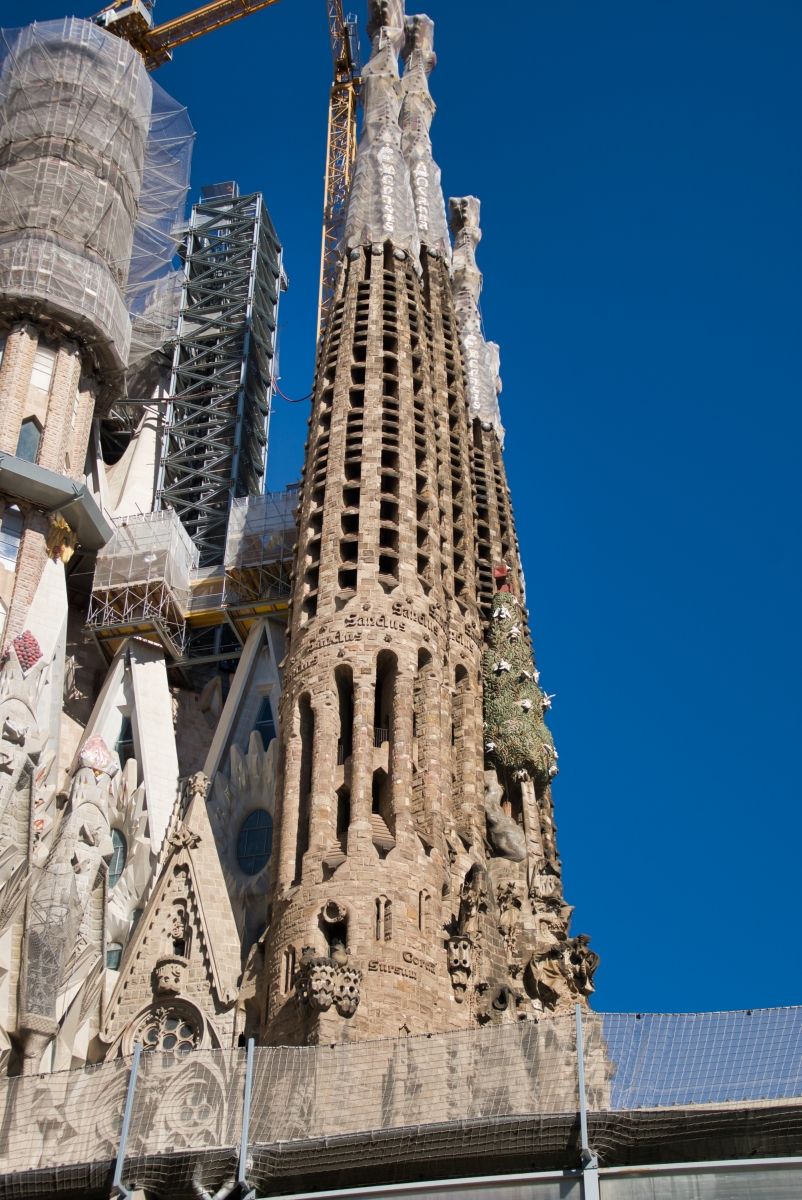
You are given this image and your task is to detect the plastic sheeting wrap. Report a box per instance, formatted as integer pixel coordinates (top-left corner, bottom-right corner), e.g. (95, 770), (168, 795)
(450, 196), (505, 442)
(344, 1), (420, 259)
(0, 18), (192, 376)
(127, 269), (183, 368)
(400, 16), (450, 261)
(92, 509), (198, 600)
(223, 491), (298, 572)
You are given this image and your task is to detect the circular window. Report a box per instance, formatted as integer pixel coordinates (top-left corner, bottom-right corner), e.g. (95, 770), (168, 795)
(236, 810), (272, 876)
(109, 829), (127, 888)
(137, 1006), (199, 1056)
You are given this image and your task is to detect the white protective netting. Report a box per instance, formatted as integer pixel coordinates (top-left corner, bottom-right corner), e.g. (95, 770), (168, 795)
(223, 491), (298, 572)
(0, 18), (192, 374)
(588, 1007), (802, 1110)
(0, 1009), (800, 1190)
(92, 509), (198, 600)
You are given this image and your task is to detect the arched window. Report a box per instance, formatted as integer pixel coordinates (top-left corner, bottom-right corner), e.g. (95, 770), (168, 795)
(30, 344), (56, 392)
(116, 715), (135, 766)
(237, 809), (273, 875)
(375, 895), (392, 942)
(0, 506), (23, 567)
(16, 418), (41, 463)
(253, 695), (276, 748)
(281, 946), (296, 994)
(106, 942), (123, 970)
(109, 829), (127, 888)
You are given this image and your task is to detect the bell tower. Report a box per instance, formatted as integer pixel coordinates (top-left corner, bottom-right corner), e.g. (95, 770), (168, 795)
(262, 0), (597, 1044)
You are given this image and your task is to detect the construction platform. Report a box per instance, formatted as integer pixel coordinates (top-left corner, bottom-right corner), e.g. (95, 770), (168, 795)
(86, 488), (297, 664)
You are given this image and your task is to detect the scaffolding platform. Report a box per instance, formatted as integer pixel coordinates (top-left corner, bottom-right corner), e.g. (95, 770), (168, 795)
(87, 489), (297, 664)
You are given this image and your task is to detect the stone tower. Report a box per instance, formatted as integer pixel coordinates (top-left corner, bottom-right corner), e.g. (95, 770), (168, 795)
(0, 21), (155, 643)
(262, 0), (598, 1044)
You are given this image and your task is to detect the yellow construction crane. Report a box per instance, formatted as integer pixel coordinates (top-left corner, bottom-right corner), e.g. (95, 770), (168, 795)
(94, 0), (361, 341)
(93, 0), (282, 70)
(318, 1), (361, 339)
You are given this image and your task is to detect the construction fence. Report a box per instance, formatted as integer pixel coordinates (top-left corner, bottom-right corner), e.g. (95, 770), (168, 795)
(0, 1007), (800, 1196)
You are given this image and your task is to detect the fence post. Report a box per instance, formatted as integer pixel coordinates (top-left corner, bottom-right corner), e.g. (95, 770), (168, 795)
(110, 1041), (141, 1199)
(238, 1037), (256, 1199)
(575, 1004), (599, 1200)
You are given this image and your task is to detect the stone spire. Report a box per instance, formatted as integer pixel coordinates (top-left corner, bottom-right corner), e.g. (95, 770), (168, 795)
(400, 15), (450, 261)
(343, 0), (419, 258)
(449, 196), (504, 443)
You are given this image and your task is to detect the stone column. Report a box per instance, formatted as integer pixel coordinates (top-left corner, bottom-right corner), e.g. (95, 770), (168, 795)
(309, 690), (337, 855)
(277, 711), (302, 890)
(0, 323), (38, 454)
(37, 343), (82, 474)
(348, 674), (375, 853)
(390, 667), (414, 836)
(4, 511), (49, 645)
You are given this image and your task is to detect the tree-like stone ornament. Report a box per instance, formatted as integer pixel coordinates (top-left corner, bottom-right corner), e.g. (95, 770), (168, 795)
(296, 942), (362, 1017)
(482, 593), (556, 788)
(334, 965), (362, 1017)
(297, 949), (336, 1012)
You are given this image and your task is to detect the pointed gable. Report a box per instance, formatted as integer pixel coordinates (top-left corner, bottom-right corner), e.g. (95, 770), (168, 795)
(102, 774), (241, 1045)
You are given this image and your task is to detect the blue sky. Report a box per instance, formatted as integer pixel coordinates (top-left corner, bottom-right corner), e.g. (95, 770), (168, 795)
(13, 1), (802, 1013)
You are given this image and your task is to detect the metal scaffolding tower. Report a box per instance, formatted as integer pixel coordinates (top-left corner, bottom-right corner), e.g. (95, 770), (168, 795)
(156, 182), (285, 566)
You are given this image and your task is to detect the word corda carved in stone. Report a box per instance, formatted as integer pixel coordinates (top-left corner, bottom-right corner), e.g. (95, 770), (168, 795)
(446, 935), (472, 1002)
(297, 944), (362, 1018)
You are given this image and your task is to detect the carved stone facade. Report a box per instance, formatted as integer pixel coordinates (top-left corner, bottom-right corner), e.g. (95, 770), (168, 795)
(0, 1), (596, 1079)
(260, 0), (597, 1047)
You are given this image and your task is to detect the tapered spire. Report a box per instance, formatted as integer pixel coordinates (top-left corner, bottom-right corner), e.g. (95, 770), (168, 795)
(343, 0), (419, 258)
(449, 196), (504, 441)
(400, 15), (450, 261)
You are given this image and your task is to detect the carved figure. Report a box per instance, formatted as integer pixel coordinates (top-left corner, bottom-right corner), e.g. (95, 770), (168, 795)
(457, 864), (487, 938)
(476, 983), (526, 1025)
(570, 934), (600, 997)
(154, 956), (186, 995)
(497, 882), (522, 956)
(446, 935), (472, 1002)
(484, 770), (526, 862)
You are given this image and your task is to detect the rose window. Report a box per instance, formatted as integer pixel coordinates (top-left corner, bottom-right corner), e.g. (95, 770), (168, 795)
(137, 1006), (200, 1056)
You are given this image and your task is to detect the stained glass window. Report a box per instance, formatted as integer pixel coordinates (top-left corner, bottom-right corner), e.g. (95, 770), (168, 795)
(236, 810), (272, 875)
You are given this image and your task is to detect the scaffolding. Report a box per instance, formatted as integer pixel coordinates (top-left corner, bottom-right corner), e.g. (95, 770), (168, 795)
(224, 490), (297, 604)
(156, 184), (285, 567)
(87, 509), (198, 659)
(0, 18), (192, 378)
(87, 487), (297, 666)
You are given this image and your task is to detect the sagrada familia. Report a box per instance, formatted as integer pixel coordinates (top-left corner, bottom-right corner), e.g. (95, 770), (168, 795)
(0, 0), (599, 1077)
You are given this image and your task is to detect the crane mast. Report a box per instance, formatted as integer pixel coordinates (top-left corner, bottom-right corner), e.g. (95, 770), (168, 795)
(318, 1), (361, 340)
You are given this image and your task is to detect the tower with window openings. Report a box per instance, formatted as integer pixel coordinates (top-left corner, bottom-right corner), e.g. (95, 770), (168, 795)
(261, 0), (597, 1044)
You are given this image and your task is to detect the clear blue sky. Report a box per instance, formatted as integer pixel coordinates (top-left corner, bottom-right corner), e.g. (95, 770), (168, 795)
(14, 1), (802, 1013)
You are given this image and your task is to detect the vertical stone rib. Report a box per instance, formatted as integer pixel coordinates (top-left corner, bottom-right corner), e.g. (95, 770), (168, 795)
(400, 16), (450, 261)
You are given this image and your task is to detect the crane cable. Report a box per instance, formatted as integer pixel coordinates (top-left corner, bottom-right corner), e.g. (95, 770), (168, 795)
(271, 378), (312, 404)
